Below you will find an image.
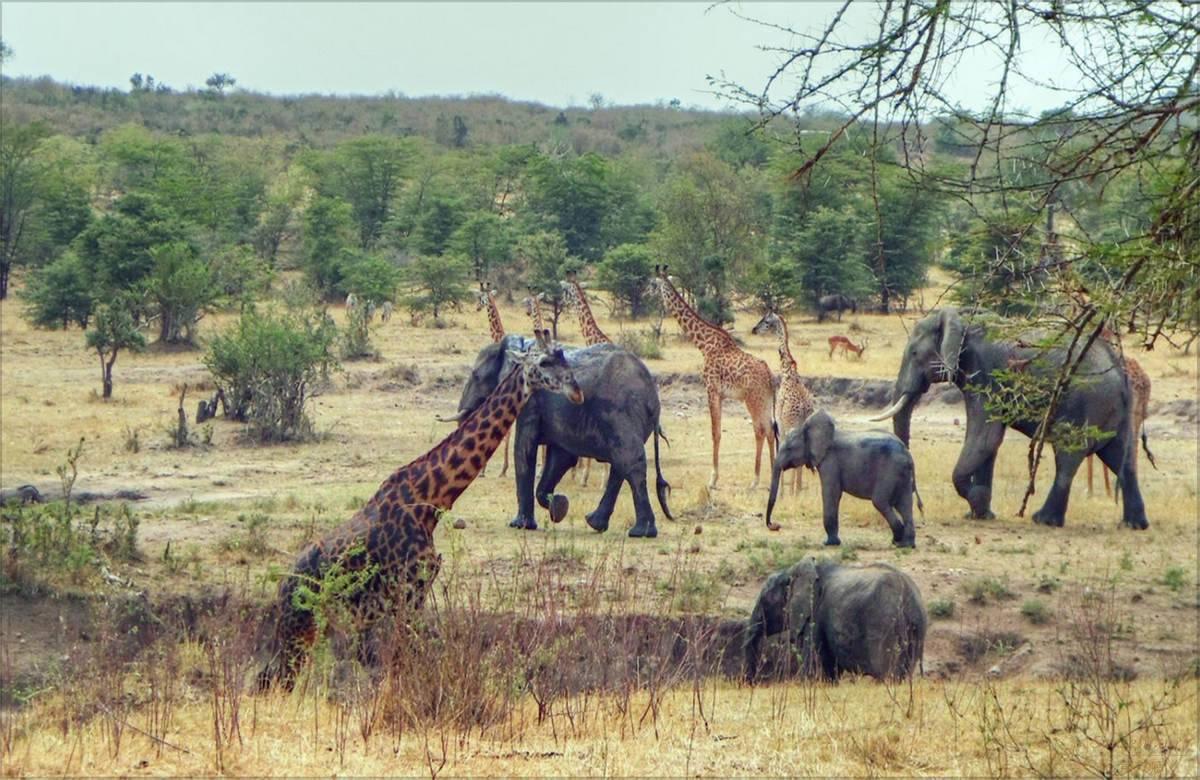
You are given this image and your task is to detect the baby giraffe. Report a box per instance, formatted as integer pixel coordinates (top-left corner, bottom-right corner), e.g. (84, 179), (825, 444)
(752, 310), (817, 494)
(257, 331), (583, 690)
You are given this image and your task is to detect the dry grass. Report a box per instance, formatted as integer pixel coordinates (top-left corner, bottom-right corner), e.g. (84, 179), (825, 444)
(2, 278), (1198, 776)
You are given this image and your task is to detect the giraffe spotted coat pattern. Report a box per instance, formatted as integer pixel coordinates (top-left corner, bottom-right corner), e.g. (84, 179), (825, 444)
(651, 266), (776, 489)
(752, 311), (817, 494)
(257, 333), (582, 689)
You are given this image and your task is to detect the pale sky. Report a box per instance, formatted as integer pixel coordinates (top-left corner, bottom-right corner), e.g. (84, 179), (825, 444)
(1, 2), (1071, 114)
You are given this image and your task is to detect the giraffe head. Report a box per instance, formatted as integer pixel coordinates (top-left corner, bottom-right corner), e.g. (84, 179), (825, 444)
(521, 291), (545, 317)
(559, 279), (581, 311)
(648, 264), (674, 299)
(510, 329), (584, 404)
(751, 311), (783, 337)
(476, 282), (497, 312)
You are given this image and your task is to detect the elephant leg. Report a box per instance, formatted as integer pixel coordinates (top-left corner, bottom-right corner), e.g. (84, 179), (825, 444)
(624, 455), (658, 539)
(586, 466), (624, 533)
(536, 446), (578, 523)
(821, 487), (843, 546)
(1032, 445), (1085, 527)
(509, 424), (540, 530)
(878, 481), (916, 548)
(707, 388), (723, 489)
(1096, 435), (1149, 529)
(952, 408), (1005, 519)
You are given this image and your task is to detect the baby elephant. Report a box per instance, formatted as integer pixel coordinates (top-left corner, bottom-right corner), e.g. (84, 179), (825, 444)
(766, 410), (922, 548)
(744, 557), (927, 682)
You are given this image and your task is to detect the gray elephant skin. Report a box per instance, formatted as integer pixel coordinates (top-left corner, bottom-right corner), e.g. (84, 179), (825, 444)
(766, 410), (922, 548)
(455, 335), (672, 538)
(873, 308), (1148, 529)
(817, 294), (857, 322)
(744, 557), (927, 682)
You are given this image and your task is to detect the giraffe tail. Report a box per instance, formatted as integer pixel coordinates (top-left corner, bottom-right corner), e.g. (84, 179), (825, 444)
(1141, 428), (1157, 470)
(654, 423), (675, 521)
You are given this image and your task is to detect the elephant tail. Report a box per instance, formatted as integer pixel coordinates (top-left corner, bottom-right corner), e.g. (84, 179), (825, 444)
(1141, 428), (1157, 471)
(654, 422), (675, 521)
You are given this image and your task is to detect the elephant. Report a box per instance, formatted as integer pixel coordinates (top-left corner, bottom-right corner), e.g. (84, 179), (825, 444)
(453, 335), (673, 538)
(871, 308), (1149, 529)
(817, 293), (857, 322)
(744, 557), (927, 682)
(765, 410), (922, 548)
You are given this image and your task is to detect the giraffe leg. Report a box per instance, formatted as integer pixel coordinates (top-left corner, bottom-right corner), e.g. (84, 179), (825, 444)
(751, 427), (765, 490)
(1086, 453), (1094, 496)
(1102, 459), (1112, 499)
(707, 388), (723, 490)
(499, 429), (510, 478)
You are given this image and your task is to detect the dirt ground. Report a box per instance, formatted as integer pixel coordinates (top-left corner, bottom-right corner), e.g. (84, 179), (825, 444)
(1, 282), (1198, 691)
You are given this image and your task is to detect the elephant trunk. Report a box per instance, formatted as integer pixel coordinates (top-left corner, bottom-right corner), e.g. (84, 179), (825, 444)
(765, 461), (783, 531)
(891, 394), (916, 447)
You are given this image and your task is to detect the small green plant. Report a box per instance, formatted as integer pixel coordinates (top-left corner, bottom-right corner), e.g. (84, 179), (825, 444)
(1162, 566), (1186, 592)
(928, 598), (956, 619)
(616, 329), (662, 360)
(1020, 598), (1051, 624)
(965, 576), (1015, 604)
(219, 513), (272, 558)
(1037, 574), (1062, 593)
(839, 544), (860, 562)
(122, 426), (141, 453)
(1119, 550), (1134, 571)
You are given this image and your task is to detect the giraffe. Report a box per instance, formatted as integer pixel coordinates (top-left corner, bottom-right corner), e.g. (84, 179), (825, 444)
(522, 291), (547, 333)
(752, 310), (817, 495)
(559, 272), (611, 487)
(475, 282), (511, 476)
(1088, 354), (1153, 499)
(476, 282), (505, 344)
(560, 272), (610, 346)
(650, 265), (776, 489)
(257, 331), (582, 690)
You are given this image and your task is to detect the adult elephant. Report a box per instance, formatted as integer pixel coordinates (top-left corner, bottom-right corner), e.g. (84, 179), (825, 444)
(744, 557), (926, 682)
(871, 308), (1148, 529)
(452, 335), (673, 537)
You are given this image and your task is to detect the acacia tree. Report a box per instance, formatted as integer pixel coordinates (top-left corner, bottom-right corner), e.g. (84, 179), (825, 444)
(86, 299), (146, 399)
(0, 122), (49, 298)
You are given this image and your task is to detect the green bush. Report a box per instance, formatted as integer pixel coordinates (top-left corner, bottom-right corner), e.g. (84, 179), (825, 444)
(616, 329), (662, 360)
(1162, 566), (1187, 592)
(1020, 599), (1051, 624)
(204, 307), (339, 442)
(928, 598), (956, 619)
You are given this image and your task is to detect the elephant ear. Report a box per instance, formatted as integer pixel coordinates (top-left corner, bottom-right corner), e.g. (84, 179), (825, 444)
(806, 411), (836, 466)
(938, 309), (966, 381)
(786, 558), (823, 675)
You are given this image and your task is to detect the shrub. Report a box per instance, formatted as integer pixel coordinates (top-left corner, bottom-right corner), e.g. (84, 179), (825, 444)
(1162, 566), (1186, 592)
(204, 306), (339, 442)
(965, 576), (1015, 604)
(928, 598), (956, 619)
(1020, 598), (1051, 624)
(616, 329), (662, 360)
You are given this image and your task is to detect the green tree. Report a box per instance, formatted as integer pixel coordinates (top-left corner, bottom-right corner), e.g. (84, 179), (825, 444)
(790, 205), (874, 307)
(21, 252), (94, 329)
(401, 254), (471, 320)
(741, 255), (804, 314)
(518, 230), (579, 338)
(596, 243), (655, 317)
(710, 119), (771, 169)
(409, 194), (466, 256)
(301, 195), (357, 298)
(204, 72), (236, 96)
(310, 136), (416, 249)
(0, 121), (50, 298)
(448, 210), (512, 283)
(524, 153), (614, 261)
(141, 241), (220, 344)
(75, 193), (191, 293)
(340, 252), (400, 304)
(86, 298), (147, 398)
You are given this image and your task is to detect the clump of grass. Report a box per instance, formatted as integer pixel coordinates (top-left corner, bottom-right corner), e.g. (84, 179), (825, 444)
(839, 544), (859, 562)
(1036, 575), (1062, 593)
(219, 513), (272, 558)
(928, 598), (956, 619)
(1021, 599), (1052, 625)
(1161, 566), (1186, 592)
(965, 576), (1015, 604)
(616, 330), (662, 360)
(1119, 550), (1134, 571)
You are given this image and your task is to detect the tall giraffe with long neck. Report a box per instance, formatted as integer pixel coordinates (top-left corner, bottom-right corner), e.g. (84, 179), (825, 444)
(559, 272), (609, 486)
(651, 266), (776, 489)
(476, 283), (505, 344)
(560, 273), (610, 346)
(752, 310), (817, 494)
(476, 282), (511, 476)
(522, 291), (547, 333)
(258, 332), (582, 689)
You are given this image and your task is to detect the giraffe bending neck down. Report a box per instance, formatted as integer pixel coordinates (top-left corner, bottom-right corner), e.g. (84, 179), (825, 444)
(651, 265), (776, 489)
(561, 274), (610, 346)
(258, 331), (581, 690)
(752, 311), (817, 495)
(477, 283), (505, 344)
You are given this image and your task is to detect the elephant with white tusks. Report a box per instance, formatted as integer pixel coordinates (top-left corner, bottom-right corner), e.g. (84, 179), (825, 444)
(766, 410), (923, 548)
(872, 308), (1148, 529)
(744, 557), (927, 683)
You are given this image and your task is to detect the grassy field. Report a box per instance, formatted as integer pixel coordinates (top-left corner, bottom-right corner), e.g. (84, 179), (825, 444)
(1, 280), (1197, 776)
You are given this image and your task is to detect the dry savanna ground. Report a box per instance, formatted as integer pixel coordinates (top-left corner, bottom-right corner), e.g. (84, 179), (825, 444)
(1, 279), (1198, 776)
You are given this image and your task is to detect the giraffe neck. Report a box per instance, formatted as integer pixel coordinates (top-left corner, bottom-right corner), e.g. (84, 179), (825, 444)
(569, 281), (609, 345)
(656, 278), (736, 354)
(773, 317), (796, 368)
(486, 293), (505, 343)
(375, 367), (531, 528)
(529, 299), (545, 332)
